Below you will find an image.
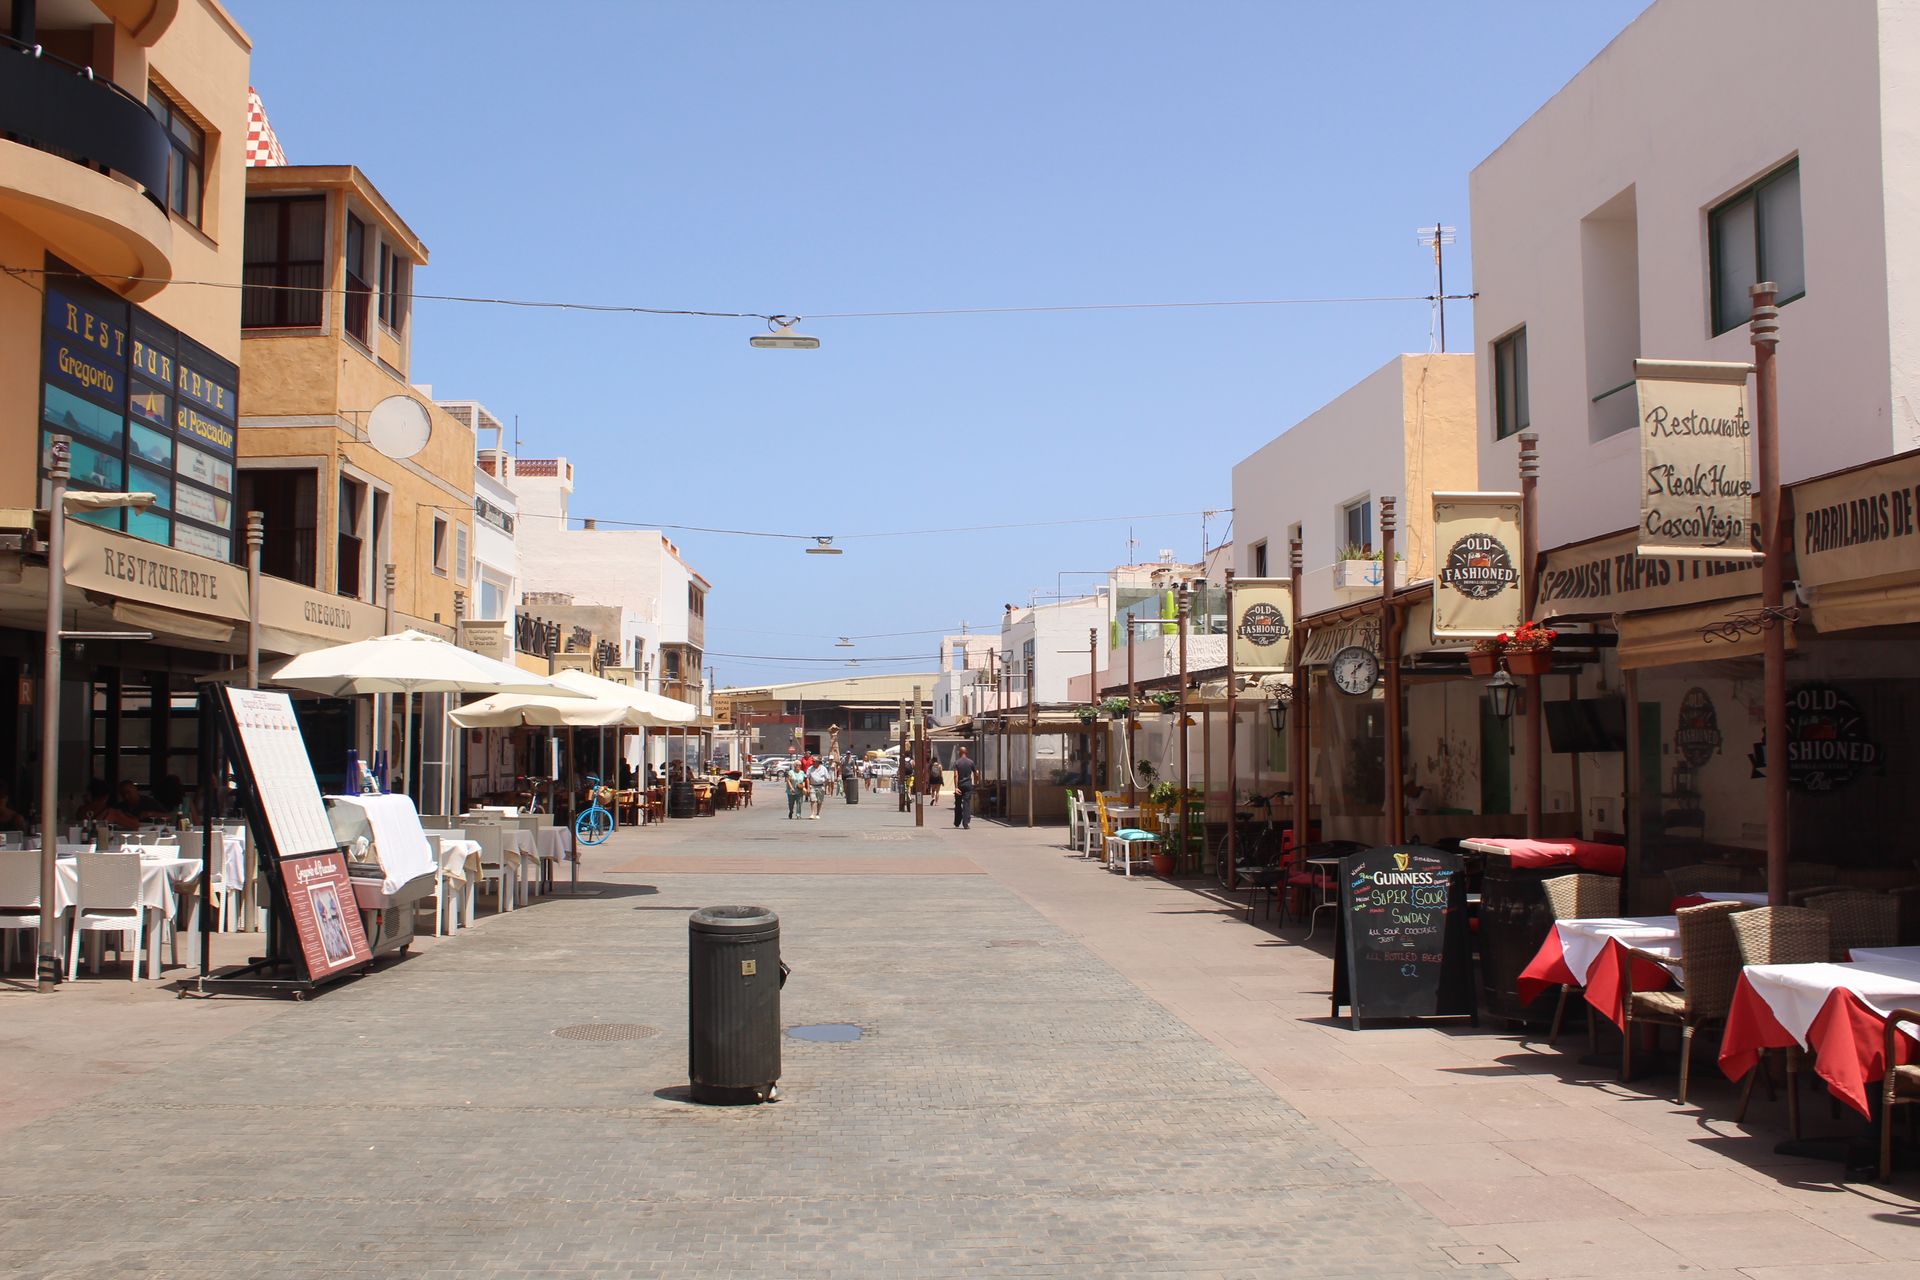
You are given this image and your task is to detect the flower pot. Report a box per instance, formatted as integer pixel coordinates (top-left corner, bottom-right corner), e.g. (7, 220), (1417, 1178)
(1506, 649), (1553, 676)
(1468, 651), (1499, 676)
(1150, 851), (1176, 876)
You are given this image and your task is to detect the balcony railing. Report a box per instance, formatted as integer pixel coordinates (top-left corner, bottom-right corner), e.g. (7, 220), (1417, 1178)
(1, 36), (169, 209)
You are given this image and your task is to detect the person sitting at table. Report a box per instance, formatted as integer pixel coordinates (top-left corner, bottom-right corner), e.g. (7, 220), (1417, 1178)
(77, 779), (139, 830)
(0, 784), (29, 832)
(118, 779), (173, 822)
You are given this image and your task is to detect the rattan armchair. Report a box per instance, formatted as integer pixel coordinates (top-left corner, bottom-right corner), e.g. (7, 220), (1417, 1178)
(1622, 900), (1751, 1104)
(1665, 863), (1750, 900)
(1541, 873), (1622, 1047)
(1880, 1009), (1920, 1182)
(1729, 907), (1830, 1137)
(1802, 890), (1900, 962)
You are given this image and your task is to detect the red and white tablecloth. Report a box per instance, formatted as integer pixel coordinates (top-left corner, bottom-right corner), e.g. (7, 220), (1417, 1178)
(1670, 890), (1768, 910)
(1720, 958), (1920, 1117)
(1517, 916), (1681, 1029)
(1462, 837), (1627, 874)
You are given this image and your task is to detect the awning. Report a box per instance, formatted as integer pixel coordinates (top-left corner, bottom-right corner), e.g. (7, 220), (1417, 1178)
(111, 600), (234, 644)
(1807, 571), (1920, 633)
(1617, 597), (1799, 669)
(1299, 619), (1381, 666)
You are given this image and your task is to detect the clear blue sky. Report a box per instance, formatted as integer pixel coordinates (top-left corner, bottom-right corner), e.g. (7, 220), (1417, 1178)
(231, 0), (1647, 688)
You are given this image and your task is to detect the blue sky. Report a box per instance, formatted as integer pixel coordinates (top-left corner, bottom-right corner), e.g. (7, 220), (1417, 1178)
(231, 0), (1647, 688)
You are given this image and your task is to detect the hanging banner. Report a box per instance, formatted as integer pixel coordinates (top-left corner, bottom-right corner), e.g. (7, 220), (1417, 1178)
(1538, 528), (1761, 620)
(1430, 492), (1524, 639)
(1229, 578), (1294, 673)
(1635, 358), (1759, 560)
(1791, 449), (1920, 587)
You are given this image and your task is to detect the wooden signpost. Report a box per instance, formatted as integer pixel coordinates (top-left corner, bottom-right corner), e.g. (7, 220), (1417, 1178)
(1332, 844), (1476, 1029)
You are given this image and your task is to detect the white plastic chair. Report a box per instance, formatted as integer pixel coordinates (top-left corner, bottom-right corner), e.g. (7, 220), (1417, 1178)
(467, 823), (513, 912)
(68, 852), (147, 981)
(418, 828), (470, 935)
(0, 849), (46, 972)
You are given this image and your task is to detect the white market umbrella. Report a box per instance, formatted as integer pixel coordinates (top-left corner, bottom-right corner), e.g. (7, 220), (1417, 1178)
(270, 630), (582, 802)
(449, 692), (642, 729)
(549, 669), (698, 727)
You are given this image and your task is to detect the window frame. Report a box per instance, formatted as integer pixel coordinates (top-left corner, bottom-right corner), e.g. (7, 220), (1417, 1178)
(377, 242), (411, 334)
(1709, 159), (1805, 337)
(344, 213), (372, 345)
(1340, 496), (1373, 557)
(146, 87), (205, 228)
(242, 196), (327, 329)
(1249, 540), (1268, 578)
(1493, 326), (1530, 441)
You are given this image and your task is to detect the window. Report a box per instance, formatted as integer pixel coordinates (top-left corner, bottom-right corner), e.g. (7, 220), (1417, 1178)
(1341, 497), (1373, 556)
(147, 89), (205, 227)
(344, 214), (371, 343)
(1710, 160), (1804, 335)
(242, 197), (326, 328)
(479, 577), (507, 621)
(1494, 327), (1530, 440)
(454, 523), (469, 581)
(377, 243), (411, 332)
(688, 584), (705, 616)
(1250, 540), (1268, 578)
(432, 514), (449, 576)
(337, 475), (366, 598)
(238, 468), (318, 585)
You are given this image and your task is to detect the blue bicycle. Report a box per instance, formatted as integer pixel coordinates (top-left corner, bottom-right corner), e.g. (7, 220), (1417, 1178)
(574, 774), (614, 847)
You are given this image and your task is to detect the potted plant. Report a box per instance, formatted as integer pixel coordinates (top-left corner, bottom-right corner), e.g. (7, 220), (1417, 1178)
(1099, 695), (1134, 721)
(1468, 637), (1501, 677)
(1502, 619), (1559, 676)
(1146, 689), (1181, 713)
(1073, 704), (1100, 725)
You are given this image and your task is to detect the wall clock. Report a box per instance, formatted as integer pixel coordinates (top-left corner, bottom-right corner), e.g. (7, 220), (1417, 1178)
(1330, 645), (1380, 696)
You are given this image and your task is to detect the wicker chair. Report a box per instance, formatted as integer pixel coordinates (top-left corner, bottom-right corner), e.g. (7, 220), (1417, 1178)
(1622, 900), (1752, 1103)
(1729, 907), (1830, 1137)
(1665, 864), (1749, 900)
(1802, 890), (1900, 962)
(1880, 1009), (1920, 1181)
(1541, 873), (1622, 1047)
(1787, 884), (1849, 906)
(1789, 862), (1844, 890)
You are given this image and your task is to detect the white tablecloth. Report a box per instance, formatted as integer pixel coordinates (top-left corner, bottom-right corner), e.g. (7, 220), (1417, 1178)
(437, 838), (482, 883)
(53, 856), (199, 915)
(1698, 891), (1769, 905)
(1554, 916), (1681, 986)
(1741, 957), (1920, 1047)
(1846, 946), (1920, 972)
(532, 827), (574, 863)
(327, 794), (437, 892)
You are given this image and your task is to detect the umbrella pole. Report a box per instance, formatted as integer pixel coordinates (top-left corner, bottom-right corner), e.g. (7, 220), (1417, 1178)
(402, 690), (414, 802)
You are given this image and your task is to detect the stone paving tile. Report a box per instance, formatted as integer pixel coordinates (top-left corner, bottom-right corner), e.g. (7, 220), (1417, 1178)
(0, 802), (1476, 1277)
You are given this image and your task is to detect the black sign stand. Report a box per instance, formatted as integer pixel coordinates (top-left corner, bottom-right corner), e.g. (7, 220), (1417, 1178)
(1332, 844), (1476, 1030)
(190, 684), (371, 999)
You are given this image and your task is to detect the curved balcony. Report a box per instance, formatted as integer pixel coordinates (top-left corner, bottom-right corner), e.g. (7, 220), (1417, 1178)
(0, 36), (174, 298)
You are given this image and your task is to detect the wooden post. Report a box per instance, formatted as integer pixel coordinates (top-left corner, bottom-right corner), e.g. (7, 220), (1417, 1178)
(1751, 282), (1789, 905)
(1224, 571), (1238, 888)
(1381, 498), (1405, 845)
(913, 683), (925, 828)
(1126, 621), (1138, 806)
(1025, 657), (1037, 828)
(1088, 627), (1099, 790)
(1290, 537), (1308, 857)
(1519, 432), (1543, 838)
(1176, 586), (1191, 869)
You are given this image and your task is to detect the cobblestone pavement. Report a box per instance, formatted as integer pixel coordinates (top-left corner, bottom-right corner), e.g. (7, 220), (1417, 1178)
(0, 798), (1478, 1278)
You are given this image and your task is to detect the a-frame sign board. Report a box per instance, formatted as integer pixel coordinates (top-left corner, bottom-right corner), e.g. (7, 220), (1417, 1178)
(194, 684), (374, 997)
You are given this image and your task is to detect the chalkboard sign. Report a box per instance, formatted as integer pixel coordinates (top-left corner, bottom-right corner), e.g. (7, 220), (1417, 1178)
(1332, 844), (1476, 1029)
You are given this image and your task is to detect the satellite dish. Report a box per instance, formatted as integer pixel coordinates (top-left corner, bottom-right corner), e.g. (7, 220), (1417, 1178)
(366, 395), (432, 460)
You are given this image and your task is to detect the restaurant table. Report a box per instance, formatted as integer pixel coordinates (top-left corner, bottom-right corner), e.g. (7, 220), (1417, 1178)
(1302, 856), (1344, 940)
(1517, 916), (1682, 1031)
(433, 837), (483, 934)
(531, 826), (577, 892)
(1721, 956), (1920, 1118)
(1465, 836), (1627, 1025)
(54, 854), (200, 979)
(1672, 890), (1770, 910)
(1851, 946), (1920, 968)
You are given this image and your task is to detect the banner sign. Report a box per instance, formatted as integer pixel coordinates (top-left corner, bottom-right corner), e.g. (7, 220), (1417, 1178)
(279, 853), (373, 979)
(1431, 492), (1524, 638)
(1229, 578), (1294, 673)
(1537, 528), (1759, 620)
(456, 618), (511, 661)
(1635, 358), (1759, 560)
(1792, 450), (1920, 587)
(64, 520), (250, 623)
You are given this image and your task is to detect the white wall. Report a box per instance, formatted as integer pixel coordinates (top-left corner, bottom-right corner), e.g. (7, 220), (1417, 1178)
(1231, 356), (1409, 617)
(1470, 0), (1910, 551)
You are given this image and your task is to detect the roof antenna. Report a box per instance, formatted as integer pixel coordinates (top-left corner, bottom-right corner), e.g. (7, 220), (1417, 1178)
(1417, 223), (1457, 352)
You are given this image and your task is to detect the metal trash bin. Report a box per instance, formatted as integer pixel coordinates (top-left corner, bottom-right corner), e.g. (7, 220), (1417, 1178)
(688, 905), (782, 1104)
(842, 768), (860, 804)
(668, 780), (697, 818)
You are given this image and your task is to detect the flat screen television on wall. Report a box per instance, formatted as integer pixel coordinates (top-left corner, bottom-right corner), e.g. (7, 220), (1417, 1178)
(1544, 697), (1628, 754)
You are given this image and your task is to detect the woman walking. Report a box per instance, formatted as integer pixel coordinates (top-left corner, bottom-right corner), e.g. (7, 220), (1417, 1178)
(784, 760), (808, 820)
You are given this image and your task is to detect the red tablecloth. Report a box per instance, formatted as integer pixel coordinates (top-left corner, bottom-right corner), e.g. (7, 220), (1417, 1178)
(1516, 930), (1675, 1028)
(1720, 975), (1920, 1119)
(1469, 837), (1626, 874)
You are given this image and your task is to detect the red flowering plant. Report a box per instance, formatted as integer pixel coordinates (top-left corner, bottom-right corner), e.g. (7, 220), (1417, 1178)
(1500, 620), (1559, 653)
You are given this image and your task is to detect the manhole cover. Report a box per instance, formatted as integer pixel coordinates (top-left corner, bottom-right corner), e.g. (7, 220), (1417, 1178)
(786, 1023), (862, 1042)
(987, 939), (1041, 948)
(552, 1023), (660, 1043)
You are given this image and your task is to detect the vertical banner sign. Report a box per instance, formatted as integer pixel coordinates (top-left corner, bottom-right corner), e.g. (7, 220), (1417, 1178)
(1635, 358), (1760, 560)
(1229, 578), (1294, 673)
(1431, 492), (1524, 638)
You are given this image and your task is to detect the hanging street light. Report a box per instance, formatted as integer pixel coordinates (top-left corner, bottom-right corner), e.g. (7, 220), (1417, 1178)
(749, 316), (821, 350)
(1486, 669), (1519, 721)
(805, 537), (842, 555)
(1266, 696), (1288, 736)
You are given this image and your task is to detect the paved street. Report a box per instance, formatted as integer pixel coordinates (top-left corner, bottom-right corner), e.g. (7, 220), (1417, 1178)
(6, 794), (1918, 1278)
(0, 797), (1470, 1279)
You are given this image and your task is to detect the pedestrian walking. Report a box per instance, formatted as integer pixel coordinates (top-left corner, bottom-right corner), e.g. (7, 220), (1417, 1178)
(952, 746), (977, 829)
(784, 760), (807, 820)
(926, 755), (944, 805)
(807, 759), (831, 819)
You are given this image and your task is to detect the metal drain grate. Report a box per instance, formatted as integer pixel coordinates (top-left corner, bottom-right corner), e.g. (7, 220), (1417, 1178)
(552, 1023), (660, 1043)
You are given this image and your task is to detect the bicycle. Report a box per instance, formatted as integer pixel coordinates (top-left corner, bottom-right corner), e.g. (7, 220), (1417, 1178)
(573, 774), (614, 847)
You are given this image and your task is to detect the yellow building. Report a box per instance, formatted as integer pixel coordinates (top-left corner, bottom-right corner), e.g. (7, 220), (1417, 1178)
(236, 164), (474, 637)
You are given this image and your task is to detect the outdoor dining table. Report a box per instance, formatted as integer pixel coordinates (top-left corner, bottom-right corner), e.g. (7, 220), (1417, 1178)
(1720, 953), (1920, 1118)
(530, 826), (577, 891)
(433, 837), (483, 934)
(53, 854), (201, 979)
(1516, 915), (1682, 1030)
(1672, 890), (1769, 910)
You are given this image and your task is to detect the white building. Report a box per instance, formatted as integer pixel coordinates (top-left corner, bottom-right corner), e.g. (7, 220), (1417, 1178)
(1470, 0), (1920, 550)
(999, 595), (1110, 707)
(931, 634), (998, 726)
(503, 454), (711, 711)
(437, 400), (520, 631)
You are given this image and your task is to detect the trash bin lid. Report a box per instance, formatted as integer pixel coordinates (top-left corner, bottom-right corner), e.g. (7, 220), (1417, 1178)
(690, 905), (779, 934)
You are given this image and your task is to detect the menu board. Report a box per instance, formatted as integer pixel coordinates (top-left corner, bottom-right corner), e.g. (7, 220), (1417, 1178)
(1332, 845), (1475, 1029)
(278, 853), (373, 979)
(223, 687), (338, 856)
